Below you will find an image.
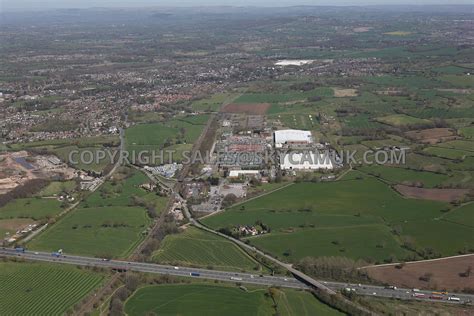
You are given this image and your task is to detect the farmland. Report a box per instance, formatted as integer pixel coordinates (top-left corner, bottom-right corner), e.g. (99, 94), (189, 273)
(124, 284), (342, 316)
(125, 114), (209, 163)
(152, 227), (260, 271)
(356, 165), (449, 188)
(201, 174), (474, 263)
(0, 198), (63, 220)
(124, 284), (275, 316)
(0, 261), (104, 315)
(28, 168), (165, 257)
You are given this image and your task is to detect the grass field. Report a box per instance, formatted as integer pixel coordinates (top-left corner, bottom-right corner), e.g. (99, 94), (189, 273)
(191, 93), (239, 111)
(375, 114), (431, 127)
(444, 203), (474, 228)
(125, 114), (208, 163)
(249, 224), (409, 262)
(0, 198), (63, 220)
(153, 227), (260, 271)
(274, 288), (344, 316)
(423, 146), (474, 160)
(357, 165), (449, 188)
(460, 126), (474, 139)
(35, 181), (77, 197)
(202, 173), (463, 262)
(124, 284), (342, 316)
(125, 284), (275, 316)
(0, 261), (104, 315)
(28, 168), (165, 257)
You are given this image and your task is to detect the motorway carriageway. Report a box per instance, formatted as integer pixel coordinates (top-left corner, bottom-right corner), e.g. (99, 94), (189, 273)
(1, 248), (473, 305)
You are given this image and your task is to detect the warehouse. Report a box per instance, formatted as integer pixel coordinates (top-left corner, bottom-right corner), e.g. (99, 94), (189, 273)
(274, 129), (313, 148)
(280, 151), (334, 170)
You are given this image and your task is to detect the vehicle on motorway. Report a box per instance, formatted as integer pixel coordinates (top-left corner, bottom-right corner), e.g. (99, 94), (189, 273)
(102, 258), (110, 261)
(430, 295), (444, 300)
(250, 275), (255, 279)
(432, 291), (443, 295)
(34, 252), (39, 255)
(412, 288), (420, 292)
(174, 267), (179, 270)
(15, 247), (25, 253)
(51, 252), (61, 258)
(190, 272), (200, 277)
(412, 293), (426, 298)
(448, 296), (460, 302)
(230, 277), (242, 281)
(385, 285), (397, 290)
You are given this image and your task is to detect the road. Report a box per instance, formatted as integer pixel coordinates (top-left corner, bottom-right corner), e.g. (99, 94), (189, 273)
(2, 248), (473, 305)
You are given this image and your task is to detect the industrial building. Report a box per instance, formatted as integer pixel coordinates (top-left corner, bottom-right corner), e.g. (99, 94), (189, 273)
(274, 129), (313, 148)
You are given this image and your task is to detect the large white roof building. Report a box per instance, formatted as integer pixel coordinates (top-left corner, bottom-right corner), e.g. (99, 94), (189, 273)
(280, 152), (334, 170)
(274, 129), (313, 148)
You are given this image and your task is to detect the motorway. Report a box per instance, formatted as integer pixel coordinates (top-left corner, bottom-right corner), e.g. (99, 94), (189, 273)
(2, 248), (473, 305)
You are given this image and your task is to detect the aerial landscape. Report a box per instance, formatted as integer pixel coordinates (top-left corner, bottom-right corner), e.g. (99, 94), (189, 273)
(0, 1), (473, 315)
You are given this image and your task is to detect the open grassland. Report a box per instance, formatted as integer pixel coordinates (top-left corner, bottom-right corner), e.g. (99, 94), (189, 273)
(0, 197), (63, 220)
(153, 227), (260, 271)
(203, 173), (473, 262)
(274, 289), (344, 316)
(375, 114), (431, 127)
(125, 284), (275, 316)
(125, 284), (342, 316)
(444, 203), (474, 228)
(460, 126), (474, 139)
(250, 225), (409, 262)
(423, 146), (474, 160)
(28, 206), (150, 257)
(0, 261), (104, 315)
(191, 93), (239, 111)
(125, 114), (208, 163)
(35, 181), (77, 197)
(29, 168), (163, 257)
(356, 165), (449, 188)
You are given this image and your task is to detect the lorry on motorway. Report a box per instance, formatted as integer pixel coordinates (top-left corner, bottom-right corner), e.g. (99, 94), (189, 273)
(15, 247), (25, 253)
(230, 277), (243, 281)
(190, 272), (200, 277)
(430, 295), (444, 300)
(51, 252), (61, 258)
(448, 296), (460, 302)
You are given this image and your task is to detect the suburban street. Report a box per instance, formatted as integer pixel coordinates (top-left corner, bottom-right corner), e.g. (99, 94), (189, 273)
(2, 248), (473, 305)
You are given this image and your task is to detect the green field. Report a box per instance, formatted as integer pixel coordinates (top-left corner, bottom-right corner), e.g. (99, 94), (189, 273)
(357, 165), (449, 188)
(444, 203), (474, 228)
(274, 288), (344, 316)
(423, 146), (474, 160)
(202, 174), (460, 262)
(124, 284), (342, 316)
(35, 181), (77, 197)
(125, 114), (208, 163)
(28, 206), (150, 257)
(375, 114), (431, 127)
(0, 261), (104, 315)
(153, 227), (260, 271)
(191, 93), (239, 111)
(0, 198), (63, 220)
(460, 126), (474, 139)
(28, 168), (165, 257)
(250, 224), (409, 262)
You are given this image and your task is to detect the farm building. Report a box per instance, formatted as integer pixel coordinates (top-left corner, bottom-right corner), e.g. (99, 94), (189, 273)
(274, 129), (313, 148)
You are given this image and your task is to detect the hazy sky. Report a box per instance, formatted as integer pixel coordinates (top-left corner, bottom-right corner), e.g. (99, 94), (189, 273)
(2, 0), (472, 11)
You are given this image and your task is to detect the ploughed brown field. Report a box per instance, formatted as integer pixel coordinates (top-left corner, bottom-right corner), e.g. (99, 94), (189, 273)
(405, 128), (457, 144)
(220, 103), (271, 115)
(365, 255), (474, 291)
(395, 185), (470, 202)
